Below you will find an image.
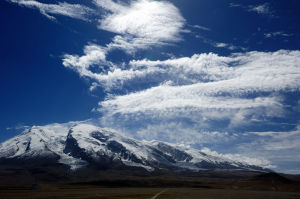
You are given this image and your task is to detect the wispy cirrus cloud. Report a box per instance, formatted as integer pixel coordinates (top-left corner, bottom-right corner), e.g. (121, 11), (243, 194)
(101, 92), (281, 114)
(66, 50), (300, 93)
(89, 50), (300, 140)
(8, 0), (95, 21)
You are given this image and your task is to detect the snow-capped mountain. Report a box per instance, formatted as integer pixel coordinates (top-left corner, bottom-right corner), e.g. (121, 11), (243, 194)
(0, 123), (268, 172)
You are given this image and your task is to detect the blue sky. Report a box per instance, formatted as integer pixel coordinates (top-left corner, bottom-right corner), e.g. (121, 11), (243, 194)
(1, 0), (300, 173)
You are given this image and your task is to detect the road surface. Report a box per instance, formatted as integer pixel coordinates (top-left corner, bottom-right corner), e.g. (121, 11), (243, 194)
(150, 189), (168, 199)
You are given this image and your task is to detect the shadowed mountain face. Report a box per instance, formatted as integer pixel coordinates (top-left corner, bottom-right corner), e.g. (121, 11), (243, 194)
(0, 123), (270, 172)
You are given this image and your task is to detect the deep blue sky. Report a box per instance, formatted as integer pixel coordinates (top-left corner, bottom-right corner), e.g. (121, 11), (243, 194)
(0, 0), (300, 173)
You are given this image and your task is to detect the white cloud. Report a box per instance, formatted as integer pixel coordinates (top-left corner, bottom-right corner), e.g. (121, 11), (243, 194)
(8, 0), (94, 21)
(64, 50), (300, 92)
(62, 44), (114, 83)
(63, 44), (107, 68)
(94, 0), (185, 53)
(129, 50), (300, 93)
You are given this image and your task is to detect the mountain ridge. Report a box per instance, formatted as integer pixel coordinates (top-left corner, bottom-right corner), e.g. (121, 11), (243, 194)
(0, 123), (270, 172)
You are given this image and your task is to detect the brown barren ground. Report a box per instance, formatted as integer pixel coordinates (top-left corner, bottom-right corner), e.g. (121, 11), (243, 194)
(1, 187), (300, 199)
(1, 165), (300, 199)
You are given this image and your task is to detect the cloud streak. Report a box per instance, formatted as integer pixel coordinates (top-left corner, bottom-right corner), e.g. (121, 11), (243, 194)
(8, 0), (94, 21)
(100, 86), (282, 114)
(65, 49), (300, 93)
